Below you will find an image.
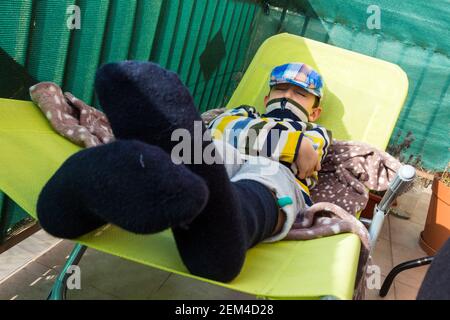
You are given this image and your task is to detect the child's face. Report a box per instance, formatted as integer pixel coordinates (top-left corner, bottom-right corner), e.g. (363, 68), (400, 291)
(264, 83), (322, 122)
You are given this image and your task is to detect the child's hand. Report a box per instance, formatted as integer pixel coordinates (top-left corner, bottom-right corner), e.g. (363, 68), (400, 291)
(296, 137), (321, 179)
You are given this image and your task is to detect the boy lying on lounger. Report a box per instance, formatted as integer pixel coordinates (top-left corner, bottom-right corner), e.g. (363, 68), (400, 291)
(37, 61), (331, 282)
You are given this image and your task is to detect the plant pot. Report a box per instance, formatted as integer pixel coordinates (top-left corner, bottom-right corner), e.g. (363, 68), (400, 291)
(419, 176), (450, 255)
(360, 192), (397, 219)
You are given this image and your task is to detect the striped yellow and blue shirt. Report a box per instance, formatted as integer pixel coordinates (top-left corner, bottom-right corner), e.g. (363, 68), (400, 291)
(208, 98), (332, 206)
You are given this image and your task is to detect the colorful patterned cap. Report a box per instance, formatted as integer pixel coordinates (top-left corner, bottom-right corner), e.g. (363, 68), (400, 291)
(269, 63), (324, 99)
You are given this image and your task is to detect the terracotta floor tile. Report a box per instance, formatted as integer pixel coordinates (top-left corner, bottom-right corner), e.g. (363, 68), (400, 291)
(409, 196), (432, 226)
(390, 244), (430, 289)
(371, 238), (393, 276)
(379, 216), (390, 241)
(389, 216), (425, 251)
(395, 192), (420, 216)
(394, 280), (419, 300)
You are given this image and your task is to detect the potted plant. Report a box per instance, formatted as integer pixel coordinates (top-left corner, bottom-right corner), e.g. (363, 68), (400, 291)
(419, 162), (450, 255)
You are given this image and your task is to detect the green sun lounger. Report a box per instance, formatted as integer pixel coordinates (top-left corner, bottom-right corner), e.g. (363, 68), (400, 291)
(0, 33), (408, 300)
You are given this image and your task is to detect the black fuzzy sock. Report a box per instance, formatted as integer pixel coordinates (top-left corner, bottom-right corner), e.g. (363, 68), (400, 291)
(94, 61), (199, 153)
(37, 140), (209, 238)
(95, 61), (278, 281)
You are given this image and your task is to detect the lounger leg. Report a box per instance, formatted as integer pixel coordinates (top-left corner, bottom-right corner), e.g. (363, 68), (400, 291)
(379, 256), (433, 297)
(47, 243), (87, 300)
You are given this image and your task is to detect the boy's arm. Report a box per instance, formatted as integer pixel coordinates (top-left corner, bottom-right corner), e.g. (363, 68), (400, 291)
(270, 123), (332, 167)
(297, 124), (332, 186)
(302, 124), (333, 163)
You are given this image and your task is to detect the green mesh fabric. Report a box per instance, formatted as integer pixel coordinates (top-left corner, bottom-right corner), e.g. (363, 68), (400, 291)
(63, 0), (110, 104)
(99, 0), (138, 64)
(247, 1), (449, 171)
(26, 0), (76, 85)
(0, 0), (33, 65)
(128, 0), (163, 61)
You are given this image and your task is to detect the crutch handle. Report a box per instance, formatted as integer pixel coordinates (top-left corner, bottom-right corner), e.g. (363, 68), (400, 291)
(378, 165), (416, 212)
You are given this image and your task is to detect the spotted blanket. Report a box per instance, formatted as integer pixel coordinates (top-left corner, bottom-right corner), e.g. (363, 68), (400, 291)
(29, 82), (114, 148)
